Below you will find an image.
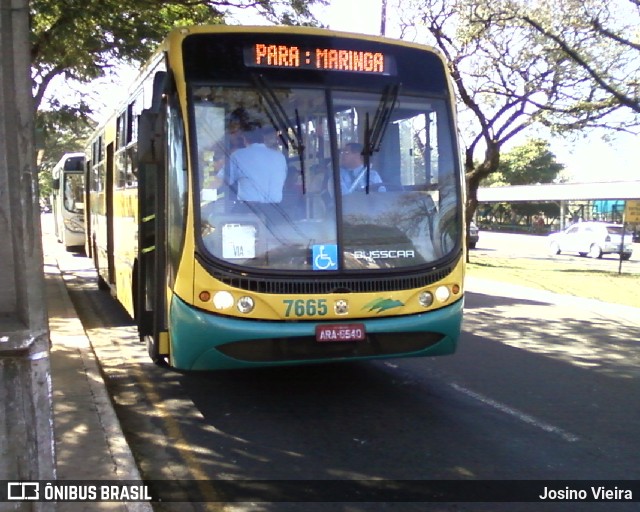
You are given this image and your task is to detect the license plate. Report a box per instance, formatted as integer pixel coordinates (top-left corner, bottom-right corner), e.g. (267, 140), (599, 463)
(315, 324), (366, 342)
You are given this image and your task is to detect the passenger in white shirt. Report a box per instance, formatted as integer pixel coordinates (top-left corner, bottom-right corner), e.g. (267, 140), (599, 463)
(229, 124), (287, 204)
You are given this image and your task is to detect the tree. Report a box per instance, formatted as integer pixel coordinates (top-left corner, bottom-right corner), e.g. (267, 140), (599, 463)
(31, 0), (324, 112)
(513, 0), (640, 129)
(481, 139), (565, 226)
(395, 0), (595, 228)
(31, 0), (324, 190)
(484, 138), (565, 187)
(394, 0), (634, 232)
(36, 108), (95, 199)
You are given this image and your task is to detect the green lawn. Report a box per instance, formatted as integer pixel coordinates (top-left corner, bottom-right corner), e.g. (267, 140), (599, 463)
(466, 254), (640, 308)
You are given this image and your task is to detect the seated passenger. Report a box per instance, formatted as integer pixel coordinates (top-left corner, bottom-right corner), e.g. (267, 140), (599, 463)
(339, 142), (386, 194)
(201, 151), (225, 201)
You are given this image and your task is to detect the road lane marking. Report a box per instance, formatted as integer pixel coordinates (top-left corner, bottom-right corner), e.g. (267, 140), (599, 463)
(449, 382), (580, 443)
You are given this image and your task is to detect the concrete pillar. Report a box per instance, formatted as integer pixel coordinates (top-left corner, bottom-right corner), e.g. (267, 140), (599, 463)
(0, 0), (56, 508)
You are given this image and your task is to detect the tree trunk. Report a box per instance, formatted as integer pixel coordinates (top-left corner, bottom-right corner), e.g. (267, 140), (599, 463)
(464, 141), (501, 261)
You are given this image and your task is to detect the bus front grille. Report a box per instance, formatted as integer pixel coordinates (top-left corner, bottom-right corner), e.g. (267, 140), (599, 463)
(215, 266), (454, 294)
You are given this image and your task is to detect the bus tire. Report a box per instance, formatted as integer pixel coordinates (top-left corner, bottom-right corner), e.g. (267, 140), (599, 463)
(93, 239), (110, 290)
(145, 335), (168, 367)
(97, 274), (110, 291)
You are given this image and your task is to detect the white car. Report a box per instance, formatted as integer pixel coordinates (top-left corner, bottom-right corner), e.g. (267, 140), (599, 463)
(548, 222), (633, 260)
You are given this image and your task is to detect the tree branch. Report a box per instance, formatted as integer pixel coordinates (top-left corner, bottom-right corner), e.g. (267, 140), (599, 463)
(521, 14), (640, 114)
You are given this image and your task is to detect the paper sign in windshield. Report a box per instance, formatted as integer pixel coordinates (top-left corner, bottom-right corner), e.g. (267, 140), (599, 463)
(222, 224), (256, 259)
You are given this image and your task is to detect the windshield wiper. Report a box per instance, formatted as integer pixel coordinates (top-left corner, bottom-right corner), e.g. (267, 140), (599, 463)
(251, 74), (307, 193)
(362, 84), (400, 193)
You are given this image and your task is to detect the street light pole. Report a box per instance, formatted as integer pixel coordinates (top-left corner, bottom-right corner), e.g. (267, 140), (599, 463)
(380, 0), (388, 36)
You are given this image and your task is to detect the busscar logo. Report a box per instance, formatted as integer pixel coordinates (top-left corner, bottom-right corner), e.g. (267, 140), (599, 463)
(353, 249), (415, 260)
(8, 482), (39, 500)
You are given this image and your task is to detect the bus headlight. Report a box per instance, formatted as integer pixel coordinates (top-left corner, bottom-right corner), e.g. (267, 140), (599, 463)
(418, 291), (434, 308)
(237, 296), (255, 314)
(435, 286), (450, 303)
(212, 291), (234, 310)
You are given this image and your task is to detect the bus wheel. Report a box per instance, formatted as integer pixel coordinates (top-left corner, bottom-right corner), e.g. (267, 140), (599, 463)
(93, 239), (110, 290)
(97, 274), (110, 291)
(146, 335), (169, 367)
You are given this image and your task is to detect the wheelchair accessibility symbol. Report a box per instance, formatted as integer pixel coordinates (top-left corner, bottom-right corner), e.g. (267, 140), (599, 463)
(312, 244), (338, 271)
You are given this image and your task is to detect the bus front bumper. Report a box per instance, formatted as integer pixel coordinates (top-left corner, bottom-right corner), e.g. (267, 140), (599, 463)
(168, 295), (464, 370)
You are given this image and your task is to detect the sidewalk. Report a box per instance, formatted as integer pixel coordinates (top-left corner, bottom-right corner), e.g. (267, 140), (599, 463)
(44, 251), (152, 512)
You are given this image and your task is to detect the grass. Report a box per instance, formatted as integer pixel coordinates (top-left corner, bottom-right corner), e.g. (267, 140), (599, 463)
(466, 254), (640, 308)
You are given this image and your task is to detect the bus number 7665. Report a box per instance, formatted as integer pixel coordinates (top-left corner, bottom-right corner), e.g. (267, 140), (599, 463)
(283, 299), (328, 317)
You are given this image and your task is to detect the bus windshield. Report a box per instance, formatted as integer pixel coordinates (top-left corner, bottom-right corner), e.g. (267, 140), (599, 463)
(63, 173), (84, 213)
(194, 84), (460, 272)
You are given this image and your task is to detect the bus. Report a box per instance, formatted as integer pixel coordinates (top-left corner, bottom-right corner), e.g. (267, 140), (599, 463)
(51, 152), (86, 251)
(85, 26), (465, 370)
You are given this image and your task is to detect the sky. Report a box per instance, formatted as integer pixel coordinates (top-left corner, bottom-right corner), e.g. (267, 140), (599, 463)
(52, 0), (638, 184)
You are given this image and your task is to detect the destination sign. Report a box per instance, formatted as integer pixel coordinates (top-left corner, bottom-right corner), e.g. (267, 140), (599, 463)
(244, 43), (395, 75)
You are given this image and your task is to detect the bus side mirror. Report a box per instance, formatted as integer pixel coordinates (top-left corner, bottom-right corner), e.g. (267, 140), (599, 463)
(52, 178), (60, 189)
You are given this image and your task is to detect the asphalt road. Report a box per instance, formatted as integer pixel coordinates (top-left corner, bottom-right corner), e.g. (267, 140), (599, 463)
(43, 216), (640, 512)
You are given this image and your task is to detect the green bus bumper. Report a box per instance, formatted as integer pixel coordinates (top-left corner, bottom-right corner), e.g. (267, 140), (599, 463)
(169, 295), (464, 370)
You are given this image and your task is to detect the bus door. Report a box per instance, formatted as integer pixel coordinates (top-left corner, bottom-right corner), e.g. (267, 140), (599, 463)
(84, 159), (92, 257)
(137, 100), (168, 364)
(106, 142), (116, 285)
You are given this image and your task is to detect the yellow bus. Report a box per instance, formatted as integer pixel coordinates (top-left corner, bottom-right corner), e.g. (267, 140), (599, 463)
(85, 26), (465, 370)
(51, 152), (85, 251)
